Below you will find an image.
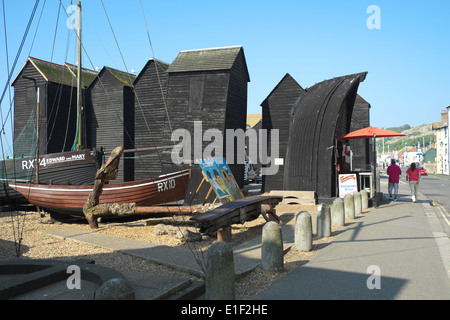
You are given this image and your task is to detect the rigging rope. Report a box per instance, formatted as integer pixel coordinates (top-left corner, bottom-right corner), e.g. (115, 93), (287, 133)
(0, 0), (40, 111)
(139, 0), (173, 136)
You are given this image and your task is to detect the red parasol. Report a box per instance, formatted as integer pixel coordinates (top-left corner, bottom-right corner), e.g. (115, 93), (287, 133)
(337, 126), (406, 199)
(339, 126), (406, 140)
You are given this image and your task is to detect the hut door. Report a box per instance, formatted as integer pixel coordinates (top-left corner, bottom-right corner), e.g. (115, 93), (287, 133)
(189, 76), (206, 112)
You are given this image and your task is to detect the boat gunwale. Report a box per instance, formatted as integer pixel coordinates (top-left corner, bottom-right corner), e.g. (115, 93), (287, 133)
(9, 169), (191, 193)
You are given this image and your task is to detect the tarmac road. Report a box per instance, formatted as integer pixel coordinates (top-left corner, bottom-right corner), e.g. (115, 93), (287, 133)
(416, 173), (450, 236)
(388, 168), (450, 237)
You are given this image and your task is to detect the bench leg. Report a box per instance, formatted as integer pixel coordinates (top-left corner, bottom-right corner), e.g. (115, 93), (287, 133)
(261, 204), (281, 224)
(217, 226), (232, 242)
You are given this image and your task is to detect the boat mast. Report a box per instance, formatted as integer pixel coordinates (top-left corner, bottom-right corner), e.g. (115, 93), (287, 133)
(35, 87), (40, 183)
(75, 1), (82, 150)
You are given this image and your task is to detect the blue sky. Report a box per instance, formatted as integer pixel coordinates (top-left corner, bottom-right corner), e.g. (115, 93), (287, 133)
(1, 0), (449, 152)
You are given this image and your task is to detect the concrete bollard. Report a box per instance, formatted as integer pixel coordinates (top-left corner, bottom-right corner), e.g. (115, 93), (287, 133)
(205, 241), (235, 300)
(354, 191), (362, 215)
(361, 190), (369, 210)
(94, 278), (135, 300)
(295, 211), (312, 252)
(344, 194), (355, 220)
(332, 197), (345, 227)
(316, 204), (331, 238)
(261, 221), (284, 272)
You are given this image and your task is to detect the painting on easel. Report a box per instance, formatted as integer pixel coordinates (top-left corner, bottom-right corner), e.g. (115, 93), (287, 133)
(198, 158), (244, 204)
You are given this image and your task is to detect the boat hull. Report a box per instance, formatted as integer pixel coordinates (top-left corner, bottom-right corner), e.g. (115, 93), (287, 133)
(1, 150), (98, 206)
(9, 169), (191, 216)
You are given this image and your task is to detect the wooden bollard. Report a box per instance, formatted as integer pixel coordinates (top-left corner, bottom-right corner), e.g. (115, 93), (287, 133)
(344, 194), (355, 220)
(332, 197), (345, 227)
(261, 221), (284, 272)
(295, 211), (312, 252)
(316, 204), (331, 238)
(205, 241), (235, 300)
(354, 191), (362, 215)
(361, 190), (369, 210)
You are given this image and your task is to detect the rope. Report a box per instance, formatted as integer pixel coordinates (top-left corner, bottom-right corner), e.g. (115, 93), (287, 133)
(139, 0), (173, 135)
(0, 0), (40, 109)
(50, 1), (62, 62)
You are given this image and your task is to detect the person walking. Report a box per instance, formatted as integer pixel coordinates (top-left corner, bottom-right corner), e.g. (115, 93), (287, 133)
(386, 159), (401, 201)
(406, 162), (421, 203)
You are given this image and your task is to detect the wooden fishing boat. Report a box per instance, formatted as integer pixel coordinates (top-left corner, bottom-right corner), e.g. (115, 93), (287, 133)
(8, 169), (191, 216)
(0, 149), (99, 205)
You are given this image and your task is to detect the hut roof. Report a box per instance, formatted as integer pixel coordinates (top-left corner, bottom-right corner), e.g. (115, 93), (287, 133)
(166, 45), (250, 81)
(133, 58), (170, 85)
(284, 72), (368, 197)
(11, 57), (98, 88)
(88, 66), (136, 89)
(260, 73), (305, 106)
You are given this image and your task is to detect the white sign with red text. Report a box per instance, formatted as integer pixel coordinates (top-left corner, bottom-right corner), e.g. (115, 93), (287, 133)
(339, 174), (358, 198)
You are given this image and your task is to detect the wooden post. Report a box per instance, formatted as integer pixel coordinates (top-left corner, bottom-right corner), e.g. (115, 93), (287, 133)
(83, 146), (124, 228)
(217, 226), (232, 242)
(35, 88), (40, 183)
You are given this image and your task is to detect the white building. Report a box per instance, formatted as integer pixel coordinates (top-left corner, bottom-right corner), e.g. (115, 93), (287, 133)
(447, 106), (450, 174)
(432, 110), (449, 175)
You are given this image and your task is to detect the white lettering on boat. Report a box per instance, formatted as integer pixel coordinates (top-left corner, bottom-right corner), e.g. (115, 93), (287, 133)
(158, 179), (176, 192)
(20, 153), (86, 171)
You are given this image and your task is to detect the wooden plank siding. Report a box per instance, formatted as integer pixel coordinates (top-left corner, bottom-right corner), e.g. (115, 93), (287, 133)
(348, 95), (371, 171)
(133, 59), (169, 180)
(260, 73), (305, 192)
(88, 67), (135, 182)
(161, 46), (250, 205)
(284, 72), (368, 199)
(12, 57), (96, 156)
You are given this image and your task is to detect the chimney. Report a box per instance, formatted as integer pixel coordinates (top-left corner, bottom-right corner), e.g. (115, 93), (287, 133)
(442, 110), (448, 124)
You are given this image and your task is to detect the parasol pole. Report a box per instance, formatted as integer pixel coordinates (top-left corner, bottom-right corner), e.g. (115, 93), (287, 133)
(373, 132), (377, 197)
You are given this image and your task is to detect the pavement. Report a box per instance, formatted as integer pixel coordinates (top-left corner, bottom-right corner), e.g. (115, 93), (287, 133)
(7, 179), (450, 300)
(256, 199), (450, 300)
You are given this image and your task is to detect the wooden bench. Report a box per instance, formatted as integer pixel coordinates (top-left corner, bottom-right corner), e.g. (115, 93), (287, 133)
(267, 190), (316, 205)
(190, 195), (283, 239)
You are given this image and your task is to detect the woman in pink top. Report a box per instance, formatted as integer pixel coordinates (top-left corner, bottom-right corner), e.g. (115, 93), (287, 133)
(406, 163), (421, 203)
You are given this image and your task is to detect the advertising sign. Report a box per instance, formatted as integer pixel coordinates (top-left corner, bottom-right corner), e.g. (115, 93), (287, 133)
(338, 174), (358, 198)
(198, 158), (244, 204)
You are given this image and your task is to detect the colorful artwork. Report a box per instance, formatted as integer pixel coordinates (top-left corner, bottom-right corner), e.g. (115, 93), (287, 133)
(198, 158), (244, 203)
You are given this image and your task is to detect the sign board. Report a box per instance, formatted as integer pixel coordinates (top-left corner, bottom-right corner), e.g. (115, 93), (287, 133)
(338, 174), (358, 198)
(198, 158), (244, 204)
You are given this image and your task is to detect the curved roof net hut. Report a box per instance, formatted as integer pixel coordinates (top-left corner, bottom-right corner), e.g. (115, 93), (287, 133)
(284, 72), (368, 199)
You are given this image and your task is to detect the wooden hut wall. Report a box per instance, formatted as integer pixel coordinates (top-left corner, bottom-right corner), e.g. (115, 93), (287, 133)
(260, 73), (305, 193)
(348, 95), (371, 171)
(284, 72), (367, 199)
(12, 61), (78, 155)
(89, 68), (135, 182)
(160, 71), (231, 204)
(13, 67), (46, 157)
(160, 46), (250, 204)
(45, 82), (79, 154)
(224, 49), (250, 188)
(133, 59), (169, 180)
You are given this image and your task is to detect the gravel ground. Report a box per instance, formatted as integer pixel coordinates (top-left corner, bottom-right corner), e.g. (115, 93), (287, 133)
(0, 203), (344, 299)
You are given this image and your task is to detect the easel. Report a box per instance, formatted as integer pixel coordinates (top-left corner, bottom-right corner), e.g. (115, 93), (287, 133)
(189, 171), (218, 206)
